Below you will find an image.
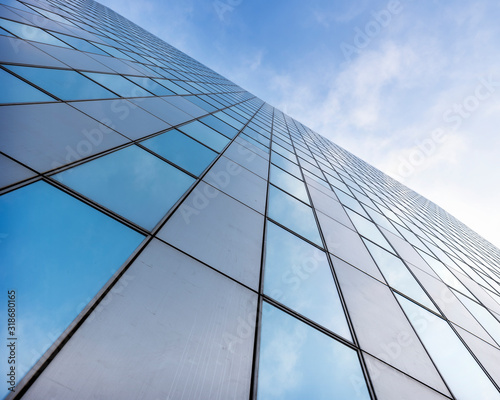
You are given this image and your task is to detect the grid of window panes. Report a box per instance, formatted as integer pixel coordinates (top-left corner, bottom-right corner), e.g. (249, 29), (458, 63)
(1, 0), (500, 399)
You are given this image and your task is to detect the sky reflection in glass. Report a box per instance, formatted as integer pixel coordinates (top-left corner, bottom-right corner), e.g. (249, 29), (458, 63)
(257, 302), (370, 400)
(0, 181), (144, 397)
(53, 146), (195, 230)
(264, 221), (351, 339)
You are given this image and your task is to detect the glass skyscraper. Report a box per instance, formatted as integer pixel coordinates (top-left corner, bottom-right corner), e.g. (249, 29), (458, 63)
(1, 0), (500, 399)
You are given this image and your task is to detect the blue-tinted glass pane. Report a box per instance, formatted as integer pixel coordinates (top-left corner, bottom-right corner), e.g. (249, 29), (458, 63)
(53, 146), (195, 230)
(92, 42), (133, 60)
(0, 68), (53, 104)
(199, 114), (239, 138)
(126, 75), (174, 96)
(257, 302), (370, 400)
(0, 18), (70, 48)
(270, 164), (309, 203)
(397, 295), (500, 400)
(346, 208), (393, 251)
(264, 222), (351, 339)
(5, 66), (117, 100)
(213, 111), (245, 130)
(0, 181), (144, 398)
(179, 120), (230, 152)
(155, 79), (189, 95)
(83, 72), (151, 98)
(142, 129), (217, 176)
(271, 151), (301, 178)
(364, 239), (439, 312)
(51, 32), (108, 55)
(268, 185), (322, 246)
(0, 27), (13, 36)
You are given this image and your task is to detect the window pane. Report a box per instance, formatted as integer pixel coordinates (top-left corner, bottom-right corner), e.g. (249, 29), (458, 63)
(257, 302), (370, 400)
(178, 120), (230, 152)
(52, 32), (108, 55)
(0, 181), (144, 396)
(271, 151), (301, 178)
(0, 67), (53, 104)
(363, 239), (439, 312)
(5, 65), (117, 100)
(270, 164), (309, 203)
(141, 129), (217, 176)
(268, 185), (322, 246)
(0, 18), (69, 48)
(53, 146), (195, 230)
(83, 72), (151, 97)
(199, 114), (239, 138)
(346, 208), (393, 251)
(264, 221), (351, 339)
(397, 294), (500, 400)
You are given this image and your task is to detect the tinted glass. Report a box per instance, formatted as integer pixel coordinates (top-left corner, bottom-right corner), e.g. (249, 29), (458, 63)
(6, 65), (117, 100)
(346, 208), (393, 251)
(83, 72), (151, 97)
(53, 146), (195, 230)
(52, 32), (108, 55)
(264, 221), (351, 339)
(270, 164), (309, 203)
(397, 295), (500, 400)
(199, 114), (239, 138)
(267, 185), (322, 246)
(0, 181), (144, 397)
(178, 120), (230, 152)
(0, 18), (69, 48)
(257, 302), (370, 400)
(142, 129), (217, 176)
(0, 67), (53, 104)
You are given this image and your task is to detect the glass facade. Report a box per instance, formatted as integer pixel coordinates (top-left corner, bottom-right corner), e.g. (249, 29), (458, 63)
(1, 0), (500, 399)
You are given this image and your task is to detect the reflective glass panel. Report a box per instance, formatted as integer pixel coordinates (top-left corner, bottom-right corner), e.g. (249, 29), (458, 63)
(51, 32), (108, 55)
(126, 75), (174, 96)
(199, 114), (239, 138)
(257, 302), (370, 400)
(5, 66), (117, 100)
(267, 185), (322, 246)
(0, 67), (53, 104)
(397, 295), (500, 400)
(53, 146), (195, 230)
(346, 208), (393, 251)
(141, 129), (217, 176)
(178, 120), (230, 152)
(0, 18), (69, 48)
(271, 151), (301, 178)
(83, 72), (151, 97)
(0, 181), (144, 398)
(270, 164), (309, 203)
(363, 239), (439, 312)
(264, 222), (351, 339)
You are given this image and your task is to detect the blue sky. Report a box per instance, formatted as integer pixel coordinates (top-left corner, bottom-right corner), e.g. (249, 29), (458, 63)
(98, 0), (500, 248)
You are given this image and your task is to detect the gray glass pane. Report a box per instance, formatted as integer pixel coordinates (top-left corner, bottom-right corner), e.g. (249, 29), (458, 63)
(0, 35), (65, 68)
(257, 302), (370, 400)
(0, 181), (144, 397)
(142, 129), (217, 176)
(333, 188), (369, 217)
(0, 103), (128, 172)
(126, 75), (174, 95)
(21, 240), (257, 400)
(0, 18), (69, 47)
(270, 164), (309, 203)
(127, 97), (193, 126)
(6, 65), (117, 100)
(54, 146), (195, 230)
(363, 239), (439, 312)
(70, 98), (169, 141)
(0, 153), (36, 188)
(0, 67), (53, 103)
(307, 185), (354, 228)
(268, 185), (322, 246)
(83, 72), (151, 97)
(162, 95), (207, 118)
(223, 140), (269, 179)
(179, 120), (230, 152)
(333, 257), (450, 394)
(397, 294), (500, 400)
(158, 182), (264, 290)
(264, 221), (351, 339)
(203, 155), (267, 214)
(200, 114), (239, 138)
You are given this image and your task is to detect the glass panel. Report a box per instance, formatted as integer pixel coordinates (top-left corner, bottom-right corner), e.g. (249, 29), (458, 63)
(333, 188), (369, 217)
(307, 185), (353, 229)
(346, 208), (393, 251)
(51, 32), (108, 55)
(257, 302), (370, 400)
(271, 151), (301, 178)
(270, 164), (309, 203)
(158, 182), (264, 290)
(178, 120), (230, 152)
(0, 154), (36, 188)
(199, 114), (239, 138)
(0, 18), (69, 47)
(19, 239), (257, 400)
(0, 67), (53, 103)
(268, 185), (322, 246)
(397, 294), (500, 400)
(363, 239), (439, 312)
(213, 110), (245, 130)
(454, 290), (500, 346)
(154, 78), (189, 95)
(83, 72), (151, 97)
(5, 65), (117, 100)
(264, 221), (351, 339)
(0, 181), (144, 398)
(141, 129), (217, 176)
(53, 146), (195, 230)
(126, 75), (174, 96)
